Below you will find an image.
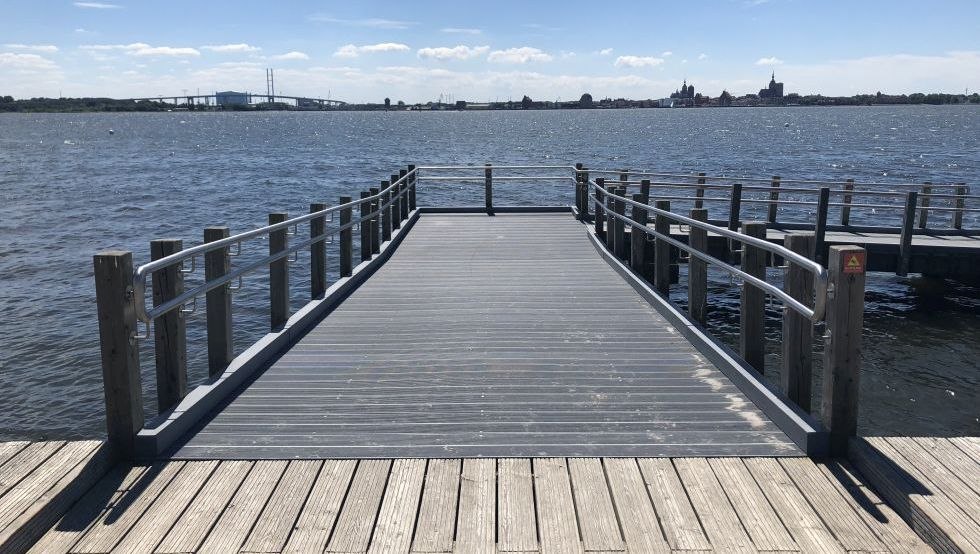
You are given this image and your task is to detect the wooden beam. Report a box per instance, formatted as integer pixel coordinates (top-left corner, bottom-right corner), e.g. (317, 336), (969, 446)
(484, 164), (493, 215)
(269, 212), (289, 329)
(630, 194), (648, 275)
(390, 174), (401, 230)
(359, 192), (371, 263)
(767, 176), (781, 223)
(814, 187), (830, 267)
(688, 208), (708, 326)
(339, 196), (352, 277)
(782, 232), (815, 412)
(918, 182), (931, 229)
(204, 227), (232, 378)
(695, 172), (706, 209)
(594, 178), (605, 237)
(399, 169), (409, 221)
(841, 179), (855, 226)
(310, 203), (328, 298)
(740, 222), (768, 373)
(369, 187), (380, 255)
(407, 164), (417, 210)
(953, 184), (967, 230)
(654, 200), (671, 297)
(150, 239), (187, 413)
(898, 191), (917, 276)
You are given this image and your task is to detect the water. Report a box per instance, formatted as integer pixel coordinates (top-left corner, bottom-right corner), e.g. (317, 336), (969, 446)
(0, 106), (977, 440)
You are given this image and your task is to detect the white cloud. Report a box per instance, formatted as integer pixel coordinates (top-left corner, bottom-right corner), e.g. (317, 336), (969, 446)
(614, 55), (665, 68)
(202, 43), (261, 53)
(0, 52), (58, 70)
(3, 44), (59, 53)
(755, 56), (784, 65)
(441, 28), (482, 35)
(598, 48), (613, 56)
(73, 2), (121, 8)
(80, 43), (199, 57)
(417, 45), (489, 61)
(698, 53), (709, 60)
(487, 47), (552, 64)
(662, 51), (673, 57)
(333, 43), (410, 58)
(272, 51), (309, 61)
(308, 15), (415, 29)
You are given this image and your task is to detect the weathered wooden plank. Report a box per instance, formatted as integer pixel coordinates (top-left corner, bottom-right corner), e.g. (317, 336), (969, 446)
(0, 442), (90, 527)
(412, 459), (461, 553)
(914, 437), (980, 496)
(673, 458), (754, 553)
(241, 460), (321, 553)
(282, 460), (356, 554)
(567, 458), (623, 552)
(112, 460), (218, 553)
(886, 437), (980, 528)
(0, 442), (29, 470)
(196, 460), (287, 553)
(326, 459), (392, 553)
(636, 458), (710, 552)
(497, 458), (537, 553)
(369, 458), (426, 554)
(533, 458), (581, 554)
(743, 457), (845, 553)
(0, 442), (65, 497)
(155, 460), (253, 554)
(602, 458), (669, 554)
(706, 458), (797, 553)
(454, 459), (494, 554)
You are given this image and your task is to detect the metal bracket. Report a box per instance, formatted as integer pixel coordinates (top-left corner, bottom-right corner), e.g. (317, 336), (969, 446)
(229, 241), (242, 257)
(180, 296), (197, 316)
(228, 275), (244, 293)
(179, 256), (196, 274)
(289, 250), (300, 263)
(131, 320), (151, 344)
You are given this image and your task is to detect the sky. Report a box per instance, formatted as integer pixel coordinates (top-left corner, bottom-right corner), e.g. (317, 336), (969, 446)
(2, 0), (979, 103)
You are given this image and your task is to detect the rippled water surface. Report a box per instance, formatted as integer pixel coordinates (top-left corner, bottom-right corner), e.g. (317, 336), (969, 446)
(0, 106), (977, 440)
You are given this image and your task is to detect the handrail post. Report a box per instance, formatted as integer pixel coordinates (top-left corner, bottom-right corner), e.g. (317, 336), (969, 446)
(639, 179), (650, 204)
(269, 212), (289, 329)
(727, 183), (742, 263)
(767, 176), (781, 223)
(408, 164), (417, 211)
(204, 226), (233, 377)
(580, 167), (590, 218)
(822, 244), (867, 456)
(630, 194), (648, 274)
(841, 179), (855, 226)
(740, 222), (768, 373)
(654, 200), (671, 297)
(614, 187), (627, 260)
(391, 174), (402, 229)
(898, 191), (917, 276)
(953, 184), (967, 230)
(485, 163), (494, 215)
(688, 208), (708, 325)
(695, 172), (706, 209)
(369, 187), (381, 255)
(814, 187), (830, 266)
(339, 195), (353, 277)
(381, 181), (392, 242)
(311, 203), (328, 298)
(918, 182), (931, 229)
(605, 185), (616, 250)
(360, 191), (372, 262)
(93, 250), (144, 459)
(399, 169), (409, 221)
(150, 238), (187, 413)
(782, 232), (815, 412)
(575, 163), (584, 217)
(594, 178), (605, 237)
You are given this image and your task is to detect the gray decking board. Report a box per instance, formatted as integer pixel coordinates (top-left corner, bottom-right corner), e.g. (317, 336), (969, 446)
(173, 213), (800, 458)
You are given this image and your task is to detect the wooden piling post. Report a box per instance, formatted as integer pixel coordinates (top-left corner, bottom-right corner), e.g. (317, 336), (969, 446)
(594, 178), (605, 237)
(381, 181), (392, 242)
(575, 163), (584, 216)
(695, 172), (706, 209)
(93, 250), (144, 459)
(399, 169), (409, 221)
(841, 179), (855, 226)
(580, 167), (590, 218)
(407, 164), (417, 211)
(614, 187), (627, 260)
(339, 196), (353, 277)
(485, 163), (494, 215)
(150, 239), (187, 413)
(359, 192), (371, 262)
(605, 185), (616, 250)
(767, 176), (781, 223)
(369, 187), (381, 255)
(814, 187), (830, 266)
(654, 200), (671, 297)
(953, 184), (967, 230)
(918, 182), (932, 229)
(391, 174), (402, 230)
(822, 245), (867, 456)
(269, 212), (289, 329)
(727, 183), (743, 263)
(630, 194), (648, 275)
(781, 232), (815, 412)
(898, 191), (917, 276)
(640, 179), (651, 203)
(310, 203), (328, 298)
(739, 222), (768, 373)
(688, 209), (708, 326)
(204, 226), (233, 377)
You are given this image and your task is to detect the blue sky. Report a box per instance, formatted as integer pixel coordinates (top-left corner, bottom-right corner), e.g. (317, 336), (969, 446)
(2, 0), (978, 101)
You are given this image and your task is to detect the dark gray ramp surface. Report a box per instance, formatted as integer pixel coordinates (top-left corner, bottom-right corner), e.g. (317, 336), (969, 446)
(174, 213), (800, 458)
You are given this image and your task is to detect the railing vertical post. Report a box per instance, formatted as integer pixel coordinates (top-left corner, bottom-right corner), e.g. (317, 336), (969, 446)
(640, 179), (650, 204)
(953, 184), (967, 230)
(381, 181), (392, 242)
(740, 221), (767, 373)
(781, 232), (815, 412)
(369, 187), (381, 255)
(898, 191), (917, 276)
(150, 239), (187, 413)
(485, 163), (494, 215)
(695, 172), (706, 209)
(408, 164), (417, 211)
(311, 203), (328, 298)
(767, 176), (781, 223)
(204, 226), (233, 378)
(399, 169), (409, 221)
(614, 187), (627, 260)
(580, 167), (590, 218)
(360, 192), (372, 262)
(269, 212), (289, 329)
(841, 179), (855, 226)
(391, 174), (402, 229)
(93, 250), (144, 459)
(688, 208), (709, 326)
(727, 183), (743, 263)
(654, 200), (671, 297)
(575, 163), (584, 216)
(918, 182), (931, 229)
(814, 187), (830, 267)
(339, 196), (353, 277)
(605, 185), (616, 250)
(630, 194), (648, 274)
(822, 245), (867, 456)
(594, 178), (605, 237)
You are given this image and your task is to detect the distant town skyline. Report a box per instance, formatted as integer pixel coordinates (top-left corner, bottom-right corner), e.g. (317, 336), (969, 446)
(2, 0), (979, 102)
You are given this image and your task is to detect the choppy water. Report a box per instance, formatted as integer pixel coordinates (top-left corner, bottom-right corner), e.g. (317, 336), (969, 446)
(0, 106), (977, 440)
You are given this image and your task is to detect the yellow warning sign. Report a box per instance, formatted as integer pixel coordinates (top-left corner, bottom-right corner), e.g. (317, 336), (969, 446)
(843, 251), (866, 274)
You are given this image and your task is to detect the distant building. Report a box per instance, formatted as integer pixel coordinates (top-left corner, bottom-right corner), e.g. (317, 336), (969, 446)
(670, 80), (695, 100)
(215, 91), (249, 106)
(759, 73), (784, 99)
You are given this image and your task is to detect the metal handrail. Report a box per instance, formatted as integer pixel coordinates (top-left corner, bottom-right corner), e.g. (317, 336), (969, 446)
(589, 180), (829, 322)
(580, 168), (966, 189)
